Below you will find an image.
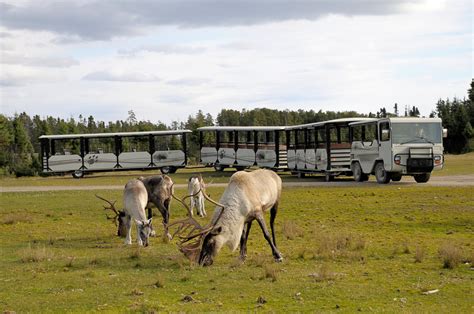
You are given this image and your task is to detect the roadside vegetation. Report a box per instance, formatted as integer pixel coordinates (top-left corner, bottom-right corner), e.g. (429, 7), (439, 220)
(0, 184), (472, 312)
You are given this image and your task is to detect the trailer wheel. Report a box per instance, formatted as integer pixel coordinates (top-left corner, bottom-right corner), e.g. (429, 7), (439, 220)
(391, 173), (402, 182)
(214, 164), (226, 172)
(325, 173), (334, 182)
(351, 162), (367, 182)
(234, 166), (246, 171)
(160, 166), (176, 174)
(72, 170), (84, 179)
(414, 173), (431, 183)
(374, 162), (391, 184)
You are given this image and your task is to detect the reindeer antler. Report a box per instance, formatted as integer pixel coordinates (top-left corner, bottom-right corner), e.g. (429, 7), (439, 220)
(95, 194), (121, 226)
(168, 183), (226, 262)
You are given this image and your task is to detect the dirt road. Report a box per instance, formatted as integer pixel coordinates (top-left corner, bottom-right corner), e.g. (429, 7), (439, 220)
(1, 175), (473, 193)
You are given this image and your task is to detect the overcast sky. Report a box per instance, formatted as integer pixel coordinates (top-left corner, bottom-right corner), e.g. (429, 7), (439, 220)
(0, 0), (472, 124)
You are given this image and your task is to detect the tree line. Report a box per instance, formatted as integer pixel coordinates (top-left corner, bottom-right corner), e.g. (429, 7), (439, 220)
(1, 80), (472, 176)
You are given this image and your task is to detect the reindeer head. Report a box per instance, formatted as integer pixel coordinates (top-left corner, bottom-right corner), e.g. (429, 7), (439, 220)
(135, 218), (153, 247)
(198, 225), (225, 266)
(168, 183), (225, 266)
(95, 194), (127, 237)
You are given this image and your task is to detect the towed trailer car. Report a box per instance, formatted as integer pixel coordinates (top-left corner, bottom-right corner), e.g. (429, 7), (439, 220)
(285, 118), (376, 181)
(197, 126), (288, 171)
(39, 130), (191, 178)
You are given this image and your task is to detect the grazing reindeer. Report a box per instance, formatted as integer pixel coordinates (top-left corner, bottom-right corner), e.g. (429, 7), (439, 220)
(138, 175), (174, 240)
(123, 179), (153, 246)
(170, 169), (282, 266)
(188, 175), (206, 217)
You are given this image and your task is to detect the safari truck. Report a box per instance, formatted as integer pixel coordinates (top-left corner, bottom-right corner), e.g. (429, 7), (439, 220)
(349, 117), (445, 184)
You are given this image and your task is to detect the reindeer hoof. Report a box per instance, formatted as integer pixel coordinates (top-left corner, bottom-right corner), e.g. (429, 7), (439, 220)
(275, 256), (283, 263)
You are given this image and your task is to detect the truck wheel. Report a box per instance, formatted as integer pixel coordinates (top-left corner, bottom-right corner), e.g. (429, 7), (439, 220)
(391, 173), (402, 182)
(234, 166), (246, 171)
(374, 162), (391, 184)
(352, 162), (364, 182)
(72, 170), (84, 179)
(414, 173), (431, 183)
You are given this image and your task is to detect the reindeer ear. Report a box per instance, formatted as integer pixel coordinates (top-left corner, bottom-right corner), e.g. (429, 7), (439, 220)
(211, 226), (222, 235)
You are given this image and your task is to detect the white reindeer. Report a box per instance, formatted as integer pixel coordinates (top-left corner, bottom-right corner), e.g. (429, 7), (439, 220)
(193, 169), (283, 266)
(123, 179), (153, 246)
(188, 175), (206, 217)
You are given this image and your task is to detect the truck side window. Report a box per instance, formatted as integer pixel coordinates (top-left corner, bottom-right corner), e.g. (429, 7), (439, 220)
(380, 122), (390, 141)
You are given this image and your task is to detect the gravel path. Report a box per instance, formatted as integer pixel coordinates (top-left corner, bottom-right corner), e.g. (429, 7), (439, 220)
(1, 175), (473, 193)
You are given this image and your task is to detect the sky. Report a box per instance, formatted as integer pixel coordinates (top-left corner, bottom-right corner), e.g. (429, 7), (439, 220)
(0, 0), (472, 125)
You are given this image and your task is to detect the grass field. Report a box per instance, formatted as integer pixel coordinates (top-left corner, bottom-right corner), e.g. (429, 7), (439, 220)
(0, 153), (473, 312)
(0, 183), (473, 312)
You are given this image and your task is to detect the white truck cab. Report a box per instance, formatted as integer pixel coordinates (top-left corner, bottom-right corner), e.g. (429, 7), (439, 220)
(349, 117), (444, 184)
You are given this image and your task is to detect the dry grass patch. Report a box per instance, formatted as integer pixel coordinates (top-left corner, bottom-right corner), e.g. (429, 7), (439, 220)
(309, 264), (337, 282)
(1, 213), (33, 225)
(19, 243), (54, 263)
(263, 265), (279, 282)
(414, 246), (426, 263)
(314, 232), (366, 259)
(282, 220), (304, 240)
(438, 243), (462, 269)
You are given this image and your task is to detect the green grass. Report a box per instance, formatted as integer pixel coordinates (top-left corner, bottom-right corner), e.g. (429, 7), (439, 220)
(434, 152), (474, 176)
(0, 185), (473, 312)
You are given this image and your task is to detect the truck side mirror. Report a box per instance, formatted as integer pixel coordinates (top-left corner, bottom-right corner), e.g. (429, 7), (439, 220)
(443, 128), (448, 138)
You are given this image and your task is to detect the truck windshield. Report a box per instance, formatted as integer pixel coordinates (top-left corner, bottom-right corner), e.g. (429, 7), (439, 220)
(391, 123), (442, 144)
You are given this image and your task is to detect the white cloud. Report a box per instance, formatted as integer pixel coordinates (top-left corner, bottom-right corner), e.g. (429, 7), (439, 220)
(82, 70), (160, 82)
(0, 0), (471, 123)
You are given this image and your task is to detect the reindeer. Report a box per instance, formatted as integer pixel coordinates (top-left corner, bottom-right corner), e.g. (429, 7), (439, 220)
(138, 175), (174, 240)
(122, 179), (153, 246)
(169, 169), (283, 266)
(187, 175), (206, 217)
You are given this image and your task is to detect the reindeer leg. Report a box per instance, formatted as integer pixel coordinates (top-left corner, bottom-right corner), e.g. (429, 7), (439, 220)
(255, 213), (283, 262)
(157, 201), (172, 240)
(239, 220), (253, 261)
(147, 206), (156, 237)
(124, 215), (132, 245)
(189, 196), (195, 217)
(270, 202), (279, 248)
(199, 195), (206, 217)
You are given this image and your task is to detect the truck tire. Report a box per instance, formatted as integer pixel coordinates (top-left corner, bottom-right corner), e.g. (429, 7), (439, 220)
(391, 173), (402, 182)
(414, 173), (431, 183)
(374, 162), (391, 184)
(352, 162), (368, 182)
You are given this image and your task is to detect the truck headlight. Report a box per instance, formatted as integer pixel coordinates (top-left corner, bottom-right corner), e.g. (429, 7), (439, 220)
(434, 155), (442, 165)
(394, 155), (401, 165)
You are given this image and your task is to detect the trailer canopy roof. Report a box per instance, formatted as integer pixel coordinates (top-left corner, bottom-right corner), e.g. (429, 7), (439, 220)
(39, 130), (192, 140)
(198, 126), (286, 132)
